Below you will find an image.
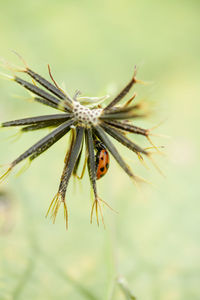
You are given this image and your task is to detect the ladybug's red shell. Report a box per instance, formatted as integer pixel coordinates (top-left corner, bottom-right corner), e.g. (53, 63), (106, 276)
(96, 148), (109, 180)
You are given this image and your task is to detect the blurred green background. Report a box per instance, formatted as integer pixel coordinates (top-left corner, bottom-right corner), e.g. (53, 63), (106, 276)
(0, 1), (199, 299)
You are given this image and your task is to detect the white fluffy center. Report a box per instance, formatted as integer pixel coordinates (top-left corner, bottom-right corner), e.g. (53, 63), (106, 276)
(73, 102), (103, 125)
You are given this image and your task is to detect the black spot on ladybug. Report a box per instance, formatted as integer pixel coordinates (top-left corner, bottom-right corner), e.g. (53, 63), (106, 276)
(100, 167), (105, 172)
(101, 157), (104, 160)
(106, 163), (109, 169)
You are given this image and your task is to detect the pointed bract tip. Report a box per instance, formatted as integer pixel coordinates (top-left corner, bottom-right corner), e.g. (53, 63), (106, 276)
(0, 166), (12, 184)
(63, 201), (68, 230)
(148, 155), (166, 178)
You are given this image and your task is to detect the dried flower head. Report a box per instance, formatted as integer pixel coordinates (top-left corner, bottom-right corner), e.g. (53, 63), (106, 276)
(0, 55), (162, 228)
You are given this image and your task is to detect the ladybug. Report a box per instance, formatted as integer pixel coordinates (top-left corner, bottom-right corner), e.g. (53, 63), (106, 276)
(94, 140), (110, 180)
